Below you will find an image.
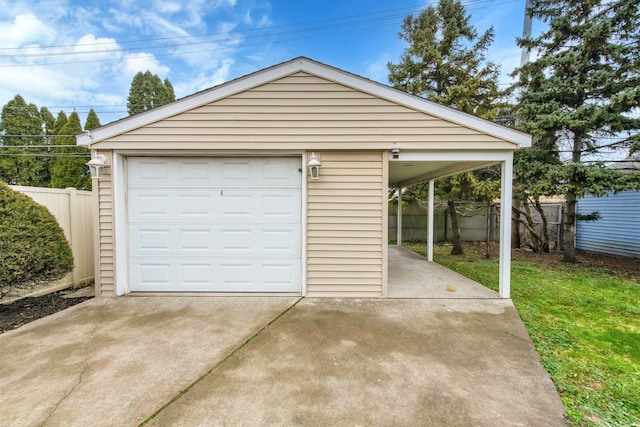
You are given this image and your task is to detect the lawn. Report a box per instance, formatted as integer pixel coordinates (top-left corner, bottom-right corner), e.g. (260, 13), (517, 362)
(404, 242), (640, 427)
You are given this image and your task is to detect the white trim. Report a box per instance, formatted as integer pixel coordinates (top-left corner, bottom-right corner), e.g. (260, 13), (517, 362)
(397, 188), (403, 245)
(389, 150), (514, 162)
(109, 149), (305, 157)
(301, 152), (308, 297)
(78, 57), (531, 148)
(113, 152), (128, 296)
(499, 155), (514, 299)
(427, 180), (434, 262)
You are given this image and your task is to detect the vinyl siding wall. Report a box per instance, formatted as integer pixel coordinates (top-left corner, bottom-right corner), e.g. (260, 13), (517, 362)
(95, 151), (115, 295)
(306, 151), (386, 297)
(576, 191), (640, 258)
(93, 72), (512, 151)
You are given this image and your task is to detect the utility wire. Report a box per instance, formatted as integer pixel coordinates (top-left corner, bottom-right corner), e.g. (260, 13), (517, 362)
(0, 0), (502, 53)
(0, 0), (520, 68)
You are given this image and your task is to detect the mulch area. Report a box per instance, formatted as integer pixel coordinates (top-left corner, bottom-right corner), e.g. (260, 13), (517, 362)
(0, 291), (93, 334)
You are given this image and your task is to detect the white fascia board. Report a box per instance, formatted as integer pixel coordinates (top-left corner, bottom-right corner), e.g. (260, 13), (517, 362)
(77, 57), (532, 148)
(389, 150), (514, 162)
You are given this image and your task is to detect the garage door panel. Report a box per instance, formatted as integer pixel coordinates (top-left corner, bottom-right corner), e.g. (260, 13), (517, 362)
(261, 158), (303, 187)
(135, 228), (172, 252)
(127, 156), (302, 293)
(130, 224), (300, 257)
(130, 258), (300, 292)
(128, 157), (301, 190)
(129, 190), (218, 221)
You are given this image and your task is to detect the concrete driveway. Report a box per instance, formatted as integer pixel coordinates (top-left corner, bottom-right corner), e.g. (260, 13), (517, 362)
(0, 295), (569, 426)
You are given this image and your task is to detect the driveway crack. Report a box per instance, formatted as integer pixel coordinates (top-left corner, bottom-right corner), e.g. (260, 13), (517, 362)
(139, 297), (303, 426)
(41, 301), (105, 426)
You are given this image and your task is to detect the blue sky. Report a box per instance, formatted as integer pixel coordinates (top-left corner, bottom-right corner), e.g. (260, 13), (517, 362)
(0, 0), (533, 126)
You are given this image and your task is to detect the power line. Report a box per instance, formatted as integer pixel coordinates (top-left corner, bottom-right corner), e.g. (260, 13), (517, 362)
(0, 0), (520, 68)
(0, 0), (502, 53)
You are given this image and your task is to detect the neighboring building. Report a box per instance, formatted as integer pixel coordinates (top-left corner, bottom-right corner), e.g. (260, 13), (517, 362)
(577, 191), (640, 258)
(77, 57), (530, 298)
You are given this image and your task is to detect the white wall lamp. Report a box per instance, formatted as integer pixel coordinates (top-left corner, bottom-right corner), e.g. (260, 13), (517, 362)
(87, 154), (108, 179)
(306, 152), (322, 180)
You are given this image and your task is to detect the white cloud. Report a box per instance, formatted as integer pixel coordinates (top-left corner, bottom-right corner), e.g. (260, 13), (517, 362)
(154, 0), (183, 14)
(122, 53), (171, 76)
(489, 46), (522, 88)
(363, 56), (391, 84)
(102, 9), (144, 33)
(174, 58), (234, 96)
(0, 13), (56, 48)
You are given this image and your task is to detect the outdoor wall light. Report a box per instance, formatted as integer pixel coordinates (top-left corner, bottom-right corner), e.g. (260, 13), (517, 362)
(306, 152), (322, 180)
(87, 154), (108, 179)
(392, 148), (400, 159)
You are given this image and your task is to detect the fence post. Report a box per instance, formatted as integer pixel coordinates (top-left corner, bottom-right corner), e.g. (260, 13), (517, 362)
(66, 187), (80, 287)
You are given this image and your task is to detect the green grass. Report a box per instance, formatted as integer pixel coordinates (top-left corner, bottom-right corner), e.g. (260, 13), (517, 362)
(404, 242), (640, 427)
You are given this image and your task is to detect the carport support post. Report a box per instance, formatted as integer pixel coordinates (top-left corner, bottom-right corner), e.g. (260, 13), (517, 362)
(499, 157), (513, 298)
(397, 188), (403, 245)
(427, 180), (434, 261)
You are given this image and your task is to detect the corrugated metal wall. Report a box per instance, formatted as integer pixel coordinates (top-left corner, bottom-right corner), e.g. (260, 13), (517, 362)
(576, 191), (640, 258)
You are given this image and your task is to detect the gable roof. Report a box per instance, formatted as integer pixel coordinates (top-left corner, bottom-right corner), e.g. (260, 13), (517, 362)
(77, 56), (531, 147)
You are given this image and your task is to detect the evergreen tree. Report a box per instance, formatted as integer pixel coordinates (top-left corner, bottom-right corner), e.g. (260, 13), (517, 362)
(40, 107), (55, 135)
(514, 0), (640, 262)
(0, 95), (50, 186)
(387, 0), (508, 255)
(163, 78), (175, 102)
(84, 108), (101, 130)
(53, 111), (68, 135)
(127, 70), (176, 115)
(49, 112), (91, 190)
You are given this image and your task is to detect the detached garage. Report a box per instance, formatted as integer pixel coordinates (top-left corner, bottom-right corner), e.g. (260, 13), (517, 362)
(78, 57), (530, 298)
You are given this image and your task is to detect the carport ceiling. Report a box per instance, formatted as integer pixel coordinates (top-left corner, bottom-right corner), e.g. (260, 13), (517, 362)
(389, 160), (499, 187)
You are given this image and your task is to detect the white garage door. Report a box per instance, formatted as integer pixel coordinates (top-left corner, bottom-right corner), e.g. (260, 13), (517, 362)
(127, 157), (302, 292)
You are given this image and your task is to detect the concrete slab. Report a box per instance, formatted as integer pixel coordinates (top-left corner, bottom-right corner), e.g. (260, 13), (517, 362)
(151, 298), (569, 427)
(388, 246), (499, 298)
(0, 296), (299, 427)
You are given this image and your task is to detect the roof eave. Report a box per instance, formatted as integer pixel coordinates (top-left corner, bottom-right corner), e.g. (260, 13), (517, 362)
(77, 56), (532, 148)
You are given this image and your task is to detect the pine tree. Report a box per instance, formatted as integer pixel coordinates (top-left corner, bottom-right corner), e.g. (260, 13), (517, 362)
(53, 111), (68, 135)
(127, 70), (176, 115)
(387, 0), (508, 255)
(40, 107), (55, 135)
(84, 108), (101, 131)
(514, 0), (640, 262)
(0, 95), (50, 186)
(49, 112), (91, 190)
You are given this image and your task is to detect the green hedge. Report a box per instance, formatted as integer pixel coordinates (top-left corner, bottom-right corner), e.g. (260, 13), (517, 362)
(0, 182), (73, 294)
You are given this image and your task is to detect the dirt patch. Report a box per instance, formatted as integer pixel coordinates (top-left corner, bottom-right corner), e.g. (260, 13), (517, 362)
(463, 241), (640, 280)
(0, 291), (93, 334)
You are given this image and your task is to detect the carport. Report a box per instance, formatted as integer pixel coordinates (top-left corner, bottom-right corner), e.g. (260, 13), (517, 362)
(388, 149), (514, 298)
(387, 246), (499, 298)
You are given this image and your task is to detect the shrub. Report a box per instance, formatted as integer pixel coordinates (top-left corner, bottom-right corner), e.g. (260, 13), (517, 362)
(0, 182), (73, 298)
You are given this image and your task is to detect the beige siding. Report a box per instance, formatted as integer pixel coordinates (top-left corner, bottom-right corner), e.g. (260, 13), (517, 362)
(306, 151), (385, 297)
(96, 151), (115, 296)
(94, 72), (512, 150)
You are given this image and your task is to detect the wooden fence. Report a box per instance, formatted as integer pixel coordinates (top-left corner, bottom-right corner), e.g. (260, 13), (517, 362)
(9, 186), (94, 292)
